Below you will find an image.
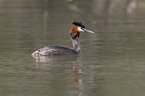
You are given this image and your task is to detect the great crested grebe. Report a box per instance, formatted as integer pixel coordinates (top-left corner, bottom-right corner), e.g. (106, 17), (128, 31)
(31, 21), (94, 57)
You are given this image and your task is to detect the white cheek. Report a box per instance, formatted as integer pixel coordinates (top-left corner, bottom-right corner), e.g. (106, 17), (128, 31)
(78, 27), (84, 32)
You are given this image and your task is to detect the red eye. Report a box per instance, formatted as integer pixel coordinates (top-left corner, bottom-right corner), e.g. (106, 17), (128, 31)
(81, 28), (86, 32)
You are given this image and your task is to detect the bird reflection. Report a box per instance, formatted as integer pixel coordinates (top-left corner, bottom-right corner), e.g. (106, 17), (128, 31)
(32, 55), (83, 95)
(32, 54), (81, 63)
(70, 62), (83, 94)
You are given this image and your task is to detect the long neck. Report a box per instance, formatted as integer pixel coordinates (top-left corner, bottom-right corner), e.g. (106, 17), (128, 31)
(71, 37), (81, 54)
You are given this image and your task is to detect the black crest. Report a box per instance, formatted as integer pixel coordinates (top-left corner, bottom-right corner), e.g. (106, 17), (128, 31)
(72, 21), (85, 28)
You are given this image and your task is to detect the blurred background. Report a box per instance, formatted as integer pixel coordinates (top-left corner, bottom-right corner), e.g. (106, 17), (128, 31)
(0, 0), (145, 96)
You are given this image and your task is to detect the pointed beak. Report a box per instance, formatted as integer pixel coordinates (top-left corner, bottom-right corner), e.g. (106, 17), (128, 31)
(82, 28), (94, 33)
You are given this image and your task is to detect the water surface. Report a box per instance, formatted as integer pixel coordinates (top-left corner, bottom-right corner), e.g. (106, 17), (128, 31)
(0, 0), (145, 96)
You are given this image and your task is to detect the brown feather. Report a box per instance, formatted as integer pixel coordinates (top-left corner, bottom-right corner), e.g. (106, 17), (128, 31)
(70, 25), (80, 39)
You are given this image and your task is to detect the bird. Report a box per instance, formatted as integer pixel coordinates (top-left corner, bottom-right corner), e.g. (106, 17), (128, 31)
(31, 21), (94, 57)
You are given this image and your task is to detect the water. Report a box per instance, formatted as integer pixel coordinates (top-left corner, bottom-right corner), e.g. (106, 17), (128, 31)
(1, 0), (145, 96)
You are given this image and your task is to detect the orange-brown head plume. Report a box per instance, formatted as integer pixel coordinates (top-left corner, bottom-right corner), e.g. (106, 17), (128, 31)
(70, 25), (80, 39)
(70, 21), (85, 39)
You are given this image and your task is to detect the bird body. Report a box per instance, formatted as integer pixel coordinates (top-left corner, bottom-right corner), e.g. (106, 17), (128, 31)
(32, 45), (78, 56)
